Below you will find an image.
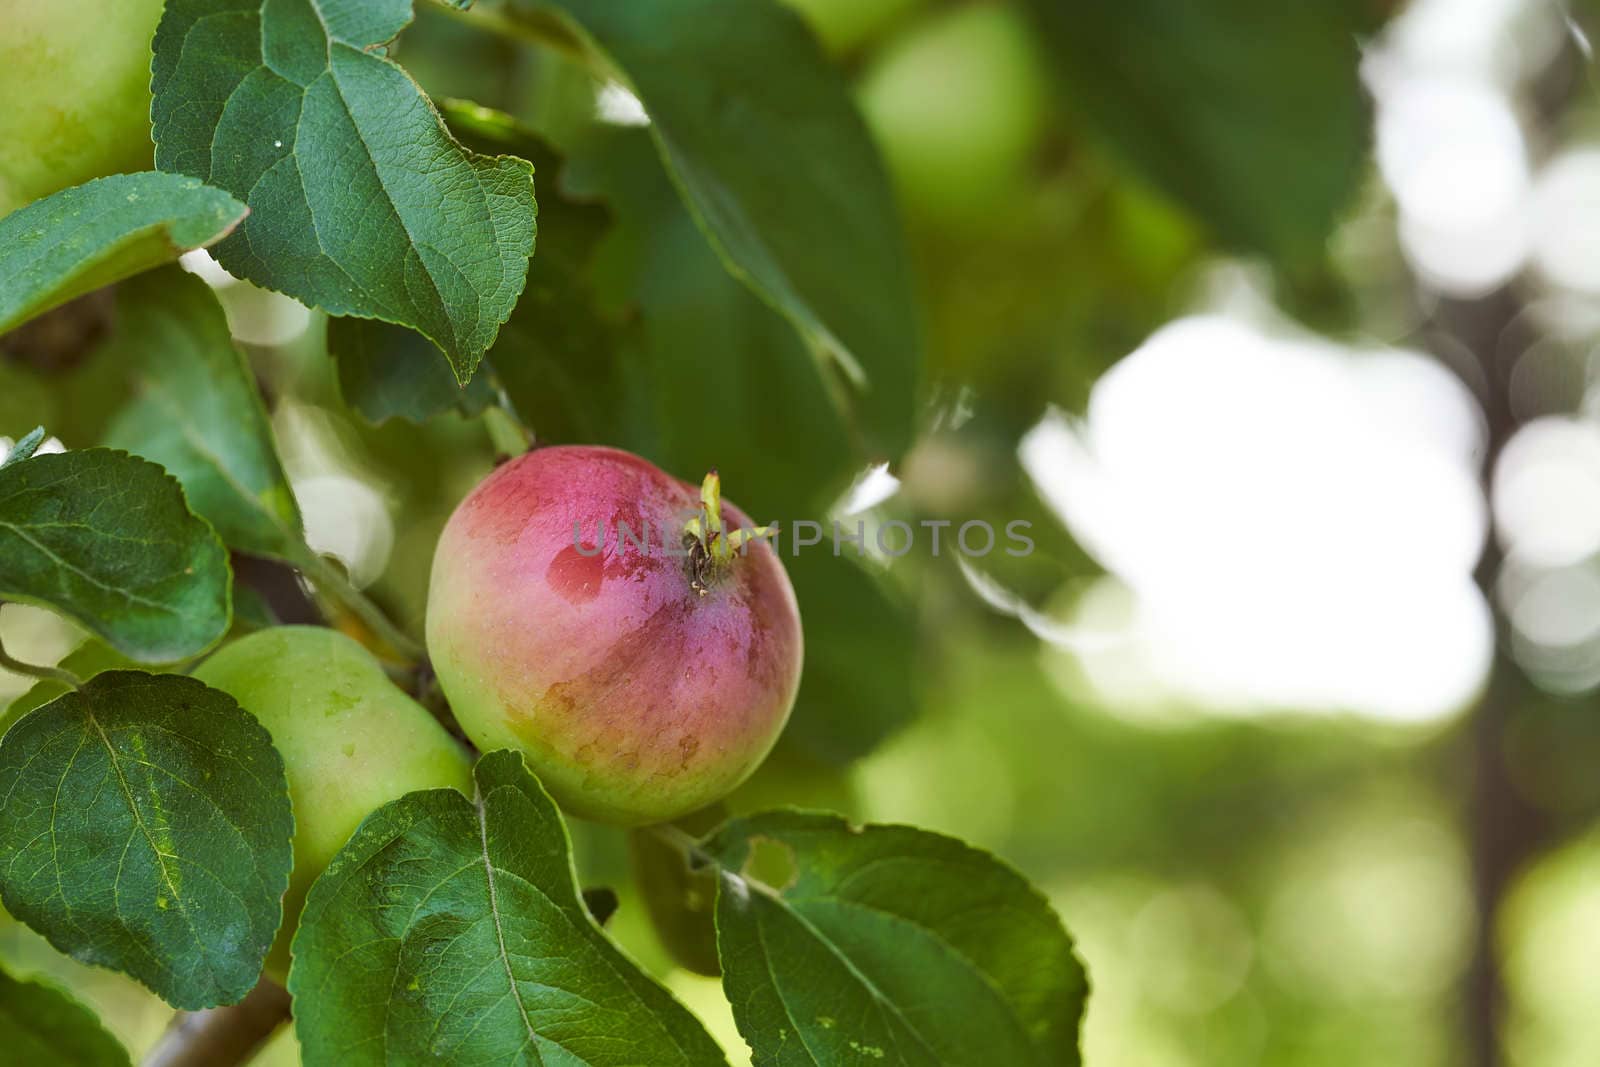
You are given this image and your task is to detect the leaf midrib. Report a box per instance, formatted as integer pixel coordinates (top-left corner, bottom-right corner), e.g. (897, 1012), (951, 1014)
(746, 877), (941, 1066)
(135, 370), (301, 553)
(0, 520), (191, 618)
(82, 707), (223, 993)
(475, 787), (545, 1065)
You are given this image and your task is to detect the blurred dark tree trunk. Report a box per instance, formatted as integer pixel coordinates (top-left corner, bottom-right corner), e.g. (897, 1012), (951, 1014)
(1463, 649), (1540, 1067)
(1429, 24), (1594, 1058)
(1433, 289), (1545, 1067)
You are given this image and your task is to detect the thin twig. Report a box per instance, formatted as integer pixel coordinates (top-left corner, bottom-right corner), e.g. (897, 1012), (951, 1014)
(142, 977), (291, 1067)
(0, 632), (82, 689)
(289, 546), (427, 663)
(422, 0), (597, 68)
(646, 822), (718, 868)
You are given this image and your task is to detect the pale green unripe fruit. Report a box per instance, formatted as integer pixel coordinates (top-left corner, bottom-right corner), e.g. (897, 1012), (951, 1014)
(858, 4), (1050, 227)
(779, 0), (925, 54)
(194, 626), (473, 979)
(0, 0), (166, 217)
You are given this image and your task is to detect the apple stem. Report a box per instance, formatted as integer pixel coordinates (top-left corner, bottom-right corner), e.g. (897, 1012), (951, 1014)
(648, 822), (718, 867)
(682, 471), (777, 595)
(290, 546), (427, 663)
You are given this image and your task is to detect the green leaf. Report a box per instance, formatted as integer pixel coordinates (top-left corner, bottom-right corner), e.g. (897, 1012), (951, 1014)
(509, 0), (922, 456)
(0, 449), (230, 663)
(544, 128), (857, 519)
(329, 316), (495, 425)
(0, 965), (132, 1067)
(706, 811), (1087, 1066)
(230, 582), (282, 633)
(290, 749), (727, 1066)
(629, 807), (728, 978)
(438, 104), (626, 442)
(418, 106), (859, 514)
(102, 268), (303, 558)
(499, 127), (913, 762)
(780, 549), (918, 766)
(329, 100), (606, 428)
(150, 0), (537, 381)
(0, 173), (246, 335)
(0, 671), (294, 1010)
(1, 427), (46, 470)
(1022, 0), (1378, 258)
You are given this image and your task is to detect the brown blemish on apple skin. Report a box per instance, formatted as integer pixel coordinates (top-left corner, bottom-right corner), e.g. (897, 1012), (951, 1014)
(532, 629), (725, 788)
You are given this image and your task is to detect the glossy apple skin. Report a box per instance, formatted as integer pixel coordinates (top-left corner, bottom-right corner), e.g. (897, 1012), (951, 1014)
(194, 626), (473, 979)
(0, 0), (165, 217)
(426, 446), (803, 826)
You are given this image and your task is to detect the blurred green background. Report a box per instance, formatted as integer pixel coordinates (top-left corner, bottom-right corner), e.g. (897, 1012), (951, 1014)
(9, 0), (1600, 1064)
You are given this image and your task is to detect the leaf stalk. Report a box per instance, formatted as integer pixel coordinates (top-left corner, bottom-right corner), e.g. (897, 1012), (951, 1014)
(288, 546), (427, 663)
(0, 629), (82, 690)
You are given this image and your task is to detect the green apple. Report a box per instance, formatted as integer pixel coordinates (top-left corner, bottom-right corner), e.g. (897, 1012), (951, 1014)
(194, 626), (473, 979)
(779, 0), (926, 55)
(0, 0), (165, 217)
(857, 3), (1051, 228)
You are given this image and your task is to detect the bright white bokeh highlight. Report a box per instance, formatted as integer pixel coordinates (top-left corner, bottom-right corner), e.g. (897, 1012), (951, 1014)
(1531, 148), (1600, 293)
(0, 434), (64, 463)
(1364, 0), (1553, 296)
(1020, 314), (1493, 723)
(1383, 0), (1556, 86)
(0, 604), (81, 705)
(1375, 77), (1528, 233)
(1494, 417), (1600, 568)
(833, 461), (902, 517)
(293, 475), (395, 591)
(1494, 417), (1600, 693)
(179, 248), (312, 345)
(273, 403), (397, 590)
(179, 248), (237, 289)
(596, 82), (649, 127)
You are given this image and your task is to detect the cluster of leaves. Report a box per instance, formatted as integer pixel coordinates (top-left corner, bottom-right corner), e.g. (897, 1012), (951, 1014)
(0, 0), (1109, 1063)
(0, 0), (1389, 1061)
(0, 424), (1085, 1060)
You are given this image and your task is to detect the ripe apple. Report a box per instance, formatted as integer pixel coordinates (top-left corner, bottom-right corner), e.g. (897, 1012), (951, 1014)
(426, 446), (803, 826)
(193, 626), (473, 979)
